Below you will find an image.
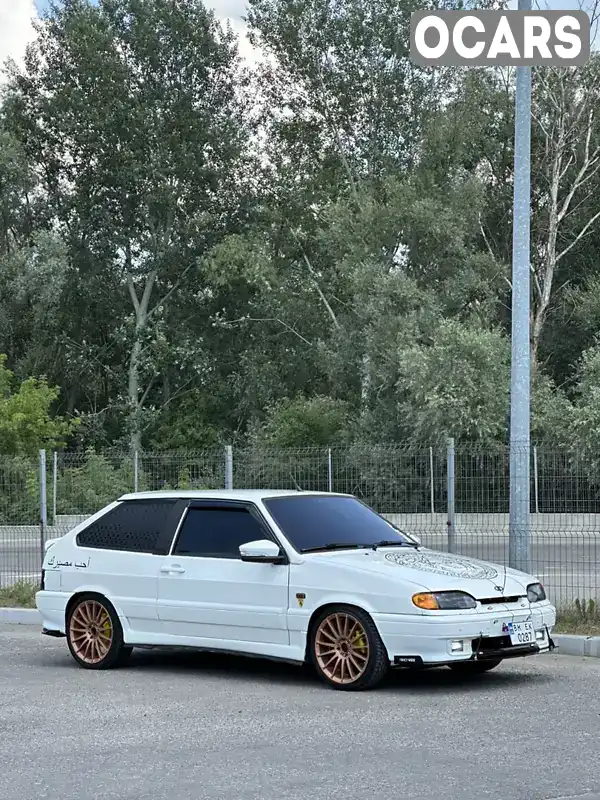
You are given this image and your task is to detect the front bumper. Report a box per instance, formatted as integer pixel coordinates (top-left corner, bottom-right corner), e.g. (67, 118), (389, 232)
(469, 627), (556, 662)
(373, 603), (557, 668)
(391, 633), (556, 669)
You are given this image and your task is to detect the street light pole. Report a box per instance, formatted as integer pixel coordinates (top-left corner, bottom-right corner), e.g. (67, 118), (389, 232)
(509, 0), (532, 572)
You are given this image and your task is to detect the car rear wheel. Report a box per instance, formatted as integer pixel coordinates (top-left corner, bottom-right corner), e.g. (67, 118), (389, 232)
(448, 659), (502, 675)
(66, 594), (132, 670)
(310, 606), (389, 691)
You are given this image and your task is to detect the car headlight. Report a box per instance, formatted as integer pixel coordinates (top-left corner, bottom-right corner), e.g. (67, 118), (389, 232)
(412, 591), (477, 610)
(527, 582), (546, 603)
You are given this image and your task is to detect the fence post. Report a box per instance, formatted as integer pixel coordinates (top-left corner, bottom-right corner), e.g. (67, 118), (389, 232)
(446, 438), (456, 553)
(52, 451), (58, 526)
(533, 445), (539, 514)
(225, 445), (233, 489)
(133, 450), (139, 492)
(429, 446), (435, 518)
(328, 448), (333, 492)
(39, 450), (47, 566)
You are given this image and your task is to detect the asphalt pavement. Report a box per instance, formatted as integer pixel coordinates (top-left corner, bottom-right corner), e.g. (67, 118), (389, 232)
(1, 625), (600, 800)
(2, 527), (599, 605)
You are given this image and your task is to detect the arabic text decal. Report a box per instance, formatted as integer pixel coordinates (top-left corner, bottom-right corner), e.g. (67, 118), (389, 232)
(45, 555), (89, 569)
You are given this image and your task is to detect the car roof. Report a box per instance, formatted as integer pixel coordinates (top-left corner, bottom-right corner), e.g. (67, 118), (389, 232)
(117, 489), (353, 502)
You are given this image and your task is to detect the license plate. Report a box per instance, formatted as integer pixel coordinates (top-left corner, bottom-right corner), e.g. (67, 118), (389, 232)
(504, 620), (535, 645)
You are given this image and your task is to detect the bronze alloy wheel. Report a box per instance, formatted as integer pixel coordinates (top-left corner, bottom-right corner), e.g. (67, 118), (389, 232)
(311, 605), (395, 691)
(66, 594), (132, 670)
(69, 599), (114, 664)
(315, 612), (370, 684)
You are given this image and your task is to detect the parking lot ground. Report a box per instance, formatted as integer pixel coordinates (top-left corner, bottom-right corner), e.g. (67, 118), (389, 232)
(2, 625), (600, 800)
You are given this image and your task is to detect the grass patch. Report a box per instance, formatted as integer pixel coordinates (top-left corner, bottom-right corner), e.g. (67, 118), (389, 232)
(556, 599), (600, 636)
(0, 581), (37, 608)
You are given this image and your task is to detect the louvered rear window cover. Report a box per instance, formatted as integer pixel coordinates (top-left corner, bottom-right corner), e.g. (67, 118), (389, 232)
(76, 500), (177, 553)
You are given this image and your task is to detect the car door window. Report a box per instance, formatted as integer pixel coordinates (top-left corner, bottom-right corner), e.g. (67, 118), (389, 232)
(172, 507), (268, 559)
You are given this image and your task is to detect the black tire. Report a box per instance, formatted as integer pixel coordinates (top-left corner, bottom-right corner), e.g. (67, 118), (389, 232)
(66, 593), (132, 670)
(448, 659), (502, 675)
(309, 605), (389, 691)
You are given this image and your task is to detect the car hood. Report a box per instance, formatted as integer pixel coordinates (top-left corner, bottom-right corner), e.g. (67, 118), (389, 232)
(307, 547), (534, 598)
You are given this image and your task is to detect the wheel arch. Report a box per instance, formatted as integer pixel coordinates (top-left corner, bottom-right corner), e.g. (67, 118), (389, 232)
(303, 601), (383, 663)
(65, 589), (120, 626)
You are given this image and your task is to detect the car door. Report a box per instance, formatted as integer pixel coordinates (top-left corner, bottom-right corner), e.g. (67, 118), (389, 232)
(156, 500), (290, 646)
(65, 498), (182, 634)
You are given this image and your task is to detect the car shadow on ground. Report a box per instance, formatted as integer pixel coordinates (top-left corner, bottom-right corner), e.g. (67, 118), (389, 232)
(47, 645), (553, 694)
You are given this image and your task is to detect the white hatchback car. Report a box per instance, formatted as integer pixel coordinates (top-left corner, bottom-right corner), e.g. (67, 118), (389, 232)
(36, 490), (556, 690)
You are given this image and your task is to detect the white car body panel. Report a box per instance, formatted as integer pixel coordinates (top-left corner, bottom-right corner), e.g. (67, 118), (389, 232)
(157, 556), (290, 645)
(36, 489), (557, 669)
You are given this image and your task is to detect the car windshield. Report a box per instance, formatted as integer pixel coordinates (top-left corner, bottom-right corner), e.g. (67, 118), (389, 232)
(262, 495), (413, 553)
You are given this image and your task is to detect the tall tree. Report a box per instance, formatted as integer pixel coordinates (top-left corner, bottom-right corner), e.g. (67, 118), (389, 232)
(6, 0), (254, 451)
(531, 54), (600, 374)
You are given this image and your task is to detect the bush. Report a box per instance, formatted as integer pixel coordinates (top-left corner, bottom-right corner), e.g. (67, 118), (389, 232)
(55, 451), (134, 515)
(0, 581), (37, 607)
(0, 456), (39, 524)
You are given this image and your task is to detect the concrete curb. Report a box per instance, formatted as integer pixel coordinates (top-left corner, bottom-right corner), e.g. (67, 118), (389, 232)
(554, 634), (600, 658)
(0, 608), (41, 625)
(1, 612), (599, 657)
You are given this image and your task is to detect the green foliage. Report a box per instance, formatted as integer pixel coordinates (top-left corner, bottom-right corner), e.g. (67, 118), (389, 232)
(0, 581), (37, 608)
(0, 456), (39, 524)
(574, 598), (598, 622)
(4, 0), (254, 452)
(254, 395), (350, 447)
(531, 373), (574, 446)
(157, 466), (214, 491)
(0, 355), (78, 455)
(393, 320), (510, 445)
(147, 389), (224, 451)
(556, 598), (600, 635)
(54, 451), (222, 515)
(54, 451), (219, 517)
(0, 0), (598, 451)
(569, 342), (600, 459)
(55, 451), (134, 515)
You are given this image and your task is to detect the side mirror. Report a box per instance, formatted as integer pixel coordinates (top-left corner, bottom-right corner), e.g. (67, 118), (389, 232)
(239, 539), (285, 564)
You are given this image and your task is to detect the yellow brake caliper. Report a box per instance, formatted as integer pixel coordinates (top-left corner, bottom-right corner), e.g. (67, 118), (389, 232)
(352, 630), (367, 653)
(101, 613), (112, 640)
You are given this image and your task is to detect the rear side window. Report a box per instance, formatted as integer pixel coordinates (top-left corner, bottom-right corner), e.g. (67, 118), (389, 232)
(76, 500), (177, 553)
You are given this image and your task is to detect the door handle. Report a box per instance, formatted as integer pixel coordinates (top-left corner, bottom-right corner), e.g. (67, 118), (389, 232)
(160, 565), (186, 574)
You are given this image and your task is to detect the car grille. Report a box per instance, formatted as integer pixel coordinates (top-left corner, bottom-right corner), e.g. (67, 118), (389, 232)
(478, 595), (525, 605)
(473, 635), (512, 652)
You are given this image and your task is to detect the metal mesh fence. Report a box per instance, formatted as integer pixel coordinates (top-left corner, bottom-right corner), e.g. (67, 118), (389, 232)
(0, 456), (41, 591)
(137, 450), (226, 493)
(0, 444), (598, 611)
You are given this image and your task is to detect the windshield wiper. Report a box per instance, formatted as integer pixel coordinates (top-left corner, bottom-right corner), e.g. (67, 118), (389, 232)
(371, 540), (419, 550)
(301, 542), (369, 553)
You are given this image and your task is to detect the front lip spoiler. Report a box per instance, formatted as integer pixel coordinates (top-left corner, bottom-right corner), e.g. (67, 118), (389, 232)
(392, 642), (553, 669)
(472, 643), (540, 661)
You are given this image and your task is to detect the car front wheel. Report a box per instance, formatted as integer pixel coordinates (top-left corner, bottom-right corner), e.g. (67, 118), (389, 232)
(448, 659), (502, 675)
(66, 593), (132, 670)
(310, 605), (389, 691)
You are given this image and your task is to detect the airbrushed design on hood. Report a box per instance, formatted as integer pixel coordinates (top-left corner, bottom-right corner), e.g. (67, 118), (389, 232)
(384, 550), (499, 580)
